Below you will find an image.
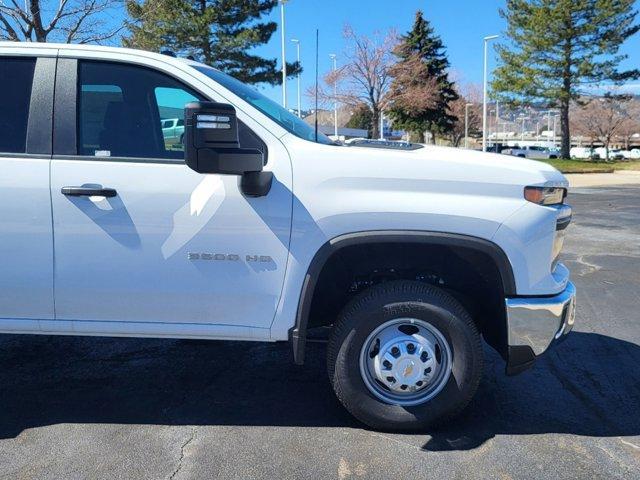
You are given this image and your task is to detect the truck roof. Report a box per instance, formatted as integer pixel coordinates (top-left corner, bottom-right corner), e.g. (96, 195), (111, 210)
(0, 41), (206, 69)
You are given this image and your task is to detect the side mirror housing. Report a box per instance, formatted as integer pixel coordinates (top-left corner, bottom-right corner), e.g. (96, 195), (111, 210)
(184, 102), (264, 175)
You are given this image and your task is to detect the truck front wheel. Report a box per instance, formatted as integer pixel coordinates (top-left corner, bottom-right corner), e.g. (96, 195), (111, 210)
(327, 280), (483, 431)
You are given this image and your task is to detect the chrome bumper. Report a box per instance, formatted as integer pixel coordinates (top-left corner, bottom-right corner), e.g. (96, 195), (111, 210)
(505, 282), (576, 374)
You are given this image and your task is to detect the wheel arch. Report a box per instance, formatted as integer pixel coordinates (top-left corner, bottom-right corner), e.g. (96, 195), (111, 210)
(290, 231), (516, 365)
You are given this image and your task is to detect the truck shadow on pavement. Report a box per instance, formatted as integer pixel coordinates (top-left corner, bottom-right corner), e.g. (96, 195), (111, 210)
(0, 331), (638, 449)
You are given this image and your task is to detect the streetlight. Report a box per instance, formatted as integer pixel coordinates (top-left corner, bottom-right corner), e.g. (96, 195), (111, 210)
(520, 116), (530, 142)
(329, 53), (338, 138)
(482, 34), (499, 152)
(291, 38), (301, 117)
(545, 110), (554, 142)
(464, 103), (473, 149)
(279, 0), (288, 108)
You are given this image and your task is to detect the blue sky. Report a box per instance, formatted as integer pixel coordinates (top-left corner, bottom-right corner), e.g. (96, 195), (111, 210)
(250, 0), (640, 108)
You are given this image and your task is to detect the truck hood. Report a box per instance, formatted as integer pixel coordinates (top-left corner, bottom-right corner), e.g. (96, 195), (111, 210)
(337, 143), (569, 189)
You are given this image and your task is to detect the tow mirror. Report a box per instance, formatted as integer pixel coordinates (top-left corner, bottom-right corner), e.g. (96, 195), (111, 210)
(184, 102), (272, 196)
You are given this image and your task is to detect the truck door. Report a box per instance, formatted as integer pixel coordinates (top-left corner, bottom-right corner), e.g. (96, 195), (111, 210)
(0, 55), (55, 329)
(49, 58), (292, 338)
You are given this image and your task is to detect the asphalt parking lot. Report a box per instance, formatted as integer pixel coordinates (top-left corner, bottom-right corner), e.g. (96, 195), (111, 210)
(1, 186), (639, 479)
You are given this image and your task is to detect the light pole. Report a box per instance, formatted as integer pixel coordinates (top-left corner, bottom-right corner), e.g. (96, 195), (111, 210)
(546, 110), (553, 140)
(291, 38), (301, 117)
(464, 103), (473, 149)
(380, 112), (385, 140)
(329, 53), (338, 137)
(279, 0), (288, 108)
(482, 34), (499, 152)
(489, 109), (495, 143)
(520, 116), (530, 142)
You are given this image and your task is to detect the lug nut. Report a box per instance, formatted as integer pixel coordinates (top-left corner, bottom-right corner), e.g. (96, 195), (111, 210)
(383, 360), (392, 369)
(391, 347), (400, 356)
(407, 343), (415, 353)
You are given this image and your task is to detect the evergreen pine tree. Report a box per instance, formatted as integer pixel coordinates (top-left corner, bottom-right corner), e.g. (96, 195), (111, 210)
(493, 0), (639, 158)
(124, 0), (300, 85)
(388, 11), (459, 143)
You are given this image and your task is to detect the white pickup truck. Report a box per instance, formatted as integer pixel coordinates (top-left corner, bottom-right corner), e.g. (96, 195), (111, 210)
(0, 43), (575, 431)
(505, 145), (560, 160)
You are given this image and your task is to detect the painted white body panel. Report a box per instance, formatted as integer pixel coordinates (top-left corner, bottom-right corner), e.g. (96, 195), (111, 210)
(269, 136), (569, 339)
(50, 160), (291, 330)
(0, 42), (570, 343)
(0, 158), (54, 322)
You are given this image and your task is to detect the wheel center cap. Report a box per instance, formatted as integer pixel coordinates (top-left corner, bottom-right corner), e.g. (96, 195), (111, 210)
(399, 359), (417, 379)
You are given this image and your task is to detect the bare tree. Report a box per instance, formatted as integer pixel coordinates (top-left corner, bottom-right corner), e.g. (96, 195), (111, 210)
(0, 0), (123, 43)
(571, 95), (636, 161)
(617, 98), (640, 150)
(446, 82), (482, 147)
(309, 25), (397, 139)
(386, 54), (439, 113)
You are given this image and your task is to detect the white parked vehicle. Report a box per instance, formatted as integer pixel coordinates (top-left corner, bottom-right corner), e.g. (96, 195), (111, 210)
(594, 147), (624, 161)
(570, 147), (599, 160)
(160, 118), (185, 146)
(0, 43), (576, 431)
(505, 145), (560, 159)
(621, 149), (640, 159)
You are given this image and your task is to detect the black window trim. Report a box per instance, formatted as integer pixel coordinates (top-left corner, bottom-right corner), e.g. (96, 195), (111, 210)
(0, 55), (54, 158)
(52, 58), (268, 165)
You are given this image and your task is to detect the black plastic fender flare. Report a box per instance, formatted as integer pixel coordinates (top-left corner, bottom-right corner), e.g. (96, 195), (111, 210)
(290, 230), (516, 364)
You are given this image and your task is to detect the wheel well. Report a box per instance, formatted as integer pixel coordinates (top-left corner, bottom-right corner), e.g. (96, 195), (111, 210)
(293, 235), (512, 364)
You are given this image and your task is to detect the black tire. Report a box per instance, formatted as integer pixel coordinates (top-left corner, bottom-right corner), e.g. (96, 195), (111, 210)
(327, 280), (483, 432)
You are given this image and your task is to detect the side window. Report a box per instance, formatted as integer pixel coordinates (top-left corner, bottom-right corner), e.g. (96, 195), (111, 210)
(0, 57), (36, 154)
(78, 61), (201, 160)
(76, 60), (268, 163)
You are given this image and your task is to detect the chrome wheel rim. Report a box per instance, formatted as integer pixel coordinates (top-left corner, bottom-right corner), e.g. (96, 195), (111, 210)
(359, 318), (452, 406)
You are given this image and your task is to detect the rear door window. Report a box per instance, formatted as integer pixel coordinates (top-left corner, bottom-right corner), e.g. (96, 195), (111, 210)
(0, 57), (36, 154)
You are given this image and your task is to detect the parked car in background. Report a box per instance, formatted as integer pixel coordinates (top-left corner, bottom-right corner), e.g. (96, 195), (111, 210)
(621, 149), (640, 159)
(161, 118), (184, 146)
(594, 147), (624, 161)
(570, 147), (599, 160)
(504, 145), (560, 160)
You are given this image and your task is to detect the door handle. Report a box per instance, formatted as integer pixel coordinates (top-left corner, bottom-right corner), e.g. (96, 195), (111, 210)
(61, 186), (117, 198)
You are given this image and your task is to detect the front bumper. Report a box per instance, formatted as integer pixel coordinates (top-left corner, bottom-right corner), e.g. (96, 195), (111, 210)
(504, 281), (576, 375)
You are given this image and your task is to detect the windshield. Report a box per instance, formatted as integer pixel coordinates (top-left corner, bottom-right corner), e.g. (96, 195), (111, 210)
(193, 65), (334, 145)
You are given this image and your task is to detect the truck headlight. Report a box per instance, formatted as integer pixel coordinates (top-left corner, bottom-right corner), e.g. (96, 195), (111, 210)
(524, 186), (567, 205)
(552, 205), (572, 270)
